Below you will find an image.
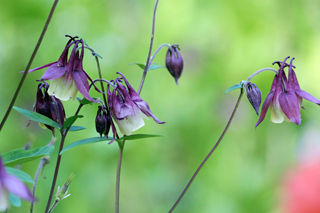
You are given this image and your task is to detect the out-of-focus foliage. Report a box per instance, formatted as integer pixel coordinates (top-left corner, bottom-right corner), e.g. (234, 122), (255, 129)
(1, 0), (320, 212)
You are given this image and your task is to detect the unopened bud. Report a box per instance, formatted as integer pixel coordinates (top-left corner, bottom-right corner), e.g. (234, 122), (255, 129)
(56, 173), (75, 201)
(95, 106), (106, 137)
(165, 44), (184, 85)
(246, 82), (262, 115)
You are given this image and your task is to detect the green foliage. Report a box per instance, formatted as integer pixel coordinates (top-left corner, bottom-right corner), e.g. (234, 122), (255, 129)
(9, 193), (21, 207)
(129, 63), (165, 71)
(60, 134), (166, 154)
(6, 167), (34, 184)
(2, 146), (54, 166)
(61, 115), (84, 130)
(69, 126), (86, 132)
(13, 107), (60, 129)
(225, 83), (242, 94)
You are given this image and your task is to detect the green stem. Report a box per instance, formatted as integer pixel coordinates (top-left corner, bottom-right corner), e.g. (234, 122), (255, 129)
(246, 68), (278, 82)
(0, 0), (60, 132)
(115, 140), (125, 213)
(168, 88), (244, 213)
(138, 0), (160, 94)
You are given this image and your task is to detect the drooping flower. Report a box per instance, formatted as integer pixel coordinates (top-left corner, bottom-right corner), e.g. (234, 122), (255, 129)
(27, 36), (97, 102)
(255, 56), (320, 128)
(107, 73), (165, 136)
(165, 44), (184, 85)
(32, 83), (65, 135)
(0, 156), (35, 211)
(95, 106), (111, 138)
(245, 82), (262, 115)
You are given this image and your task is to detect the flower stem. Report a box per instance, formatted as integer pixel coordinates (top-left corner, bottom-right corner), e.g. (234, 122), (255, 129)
(47, 200), (59, 213)
(115, 140), (125, 213)
(30, 138), (56, 213)
(0, 0), (60, 132)
(246, 68), (278, 82)
(44, 103), (83, 213)
(168, 88), (244, 213)
(138, 0), (160, 94)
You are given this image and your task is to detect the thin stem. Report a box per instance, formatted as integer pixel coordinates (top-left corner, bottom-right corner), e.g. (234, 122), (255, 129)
(44, 133), (66, 213)
(30, 138), (56, 213)
(44, 102), (83, 212)
(115, 141), (125, 213)
(168, 88), (244, 213)
(246, 68), (278, 82)
(47, 200), (59, 213)
(138, 0), (160, 94)
(95, 57), (108, 109)
(0, 0), (60, 132)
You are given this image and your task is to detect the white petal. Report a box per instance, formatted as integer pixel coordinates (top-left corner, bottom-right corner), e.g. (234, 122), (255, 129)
(115, 109), (145, 135)
(270, 102), (285, 123)
(48, 77), (78, 101)
(0, 186), (9, 212)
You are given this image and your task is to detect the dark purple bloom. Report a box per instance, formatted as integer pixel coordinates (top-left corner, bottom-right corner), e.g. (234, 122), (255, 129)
(27, 37), (96, 102)
(246, 82), (262, 115)
(34, 83), (65, 135)
(0, 156), (35, 211)
(107, 73), (165, 136)
(256, 57), (320, 128)
(165, 44), (184, 85)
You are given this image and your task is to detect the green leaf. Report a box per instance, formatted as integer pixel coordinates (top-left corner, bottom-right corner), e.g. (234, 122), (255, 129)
(225, 83), (242, 94)
(129, 63), (145, 70)
(2, 146), (54, 166)
(69, 126), (86, 132)
(121, 134), (166, 141)
(60, 134), (166, 154)
(60, 137), (112, 154)
(76, 97), (100, 105)
(61, 115), (83, 130)
(149, 65), (165, 71)
(13, 106), (60, 129)
(129, 63), (165, 71)
(9, 193), (21, 207)
(6, 167), (34, 184)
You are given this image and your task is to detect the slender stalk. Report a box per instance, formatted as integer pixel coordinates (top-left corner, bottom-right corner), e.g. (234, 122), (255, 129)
(47, 200), (59, 213)
(95, 57), (108, 109)
(44, 133), (66, 213)
(168, 88), (244, 213)
(138, 0), (160, 94)
(246, 68), (278, 82)
(30, 138), (56, 213)
(0, 0), (60, 132)
(115, 141), (125, 213)
(45, 103), (83, 212)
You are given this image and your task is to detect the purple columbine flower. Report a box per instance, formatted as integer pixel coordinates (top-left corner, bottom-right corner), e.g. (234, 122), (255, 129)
(33, 83), (65, 135)
(246, 82), (262, 115)
(107, 72), (165, 136)
(255, 56), (320, 128)
(165, 44), (184, 85)
(27, 37), (97, 102)
(0, 156), (35, 211)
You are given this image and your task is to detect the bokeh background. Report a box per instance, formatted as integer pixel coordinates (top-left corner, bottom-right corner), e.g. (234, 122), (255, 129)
(1, 0), (320, 212)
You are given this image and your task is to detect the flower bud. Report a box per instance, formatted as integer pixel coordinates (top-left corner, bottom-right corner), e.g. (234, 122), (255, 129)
(246, 82), (262, 115)
(165, 44), (184, 85)
(95, 106), (106, 137)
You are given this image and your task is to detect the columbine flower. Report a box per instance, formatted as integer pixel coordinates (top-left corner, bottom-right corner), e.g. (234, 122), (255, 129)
(165, 44), (184, 85)
(0, 156), (35, 211)
(255, 56), (320, 128)
(33, 83), (65, 135)
(245, 82), (262, 115)
(27, 36), (97, 102)
(107, 72), (165, 136)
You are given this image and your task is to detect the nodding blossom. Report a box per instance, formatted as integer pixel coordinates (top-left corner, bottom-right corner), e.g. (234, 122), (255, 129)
(256, 56), (320, 128)
(0, 156), (35, 211)
(165, 44), (184, 85)
(27, 36), (97, 102)
(107, 72), (165, 136)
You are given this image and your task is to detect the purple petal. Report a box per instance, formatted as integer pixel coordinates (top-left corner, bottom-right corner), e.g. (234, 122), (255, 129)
(134, 101), (165, 124)
(2, 174), (34, 202)
(20, 62), (57, 74)
(73, 70), (95, 102)
(111, 87), (132, 120)
(40, 63), (66, 81)
(108, 118), (117, 144)
(279, 92), (301, 125)
(0, 157), (7, 177)
(116, 72), (141, 102)
(255, 91), (275, 128)
(296, 89), (320, 105)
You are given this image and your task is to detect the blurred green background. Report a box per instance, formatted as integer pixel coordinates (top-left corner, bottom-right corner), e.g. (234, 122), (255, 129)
(1, 0), (320, 212)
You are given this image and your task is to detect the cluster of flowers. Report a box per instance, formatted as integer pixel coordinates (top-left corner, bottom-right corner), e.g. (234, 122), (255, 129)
(27, 36), (184, 141)
(245, 56), (320, 127)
